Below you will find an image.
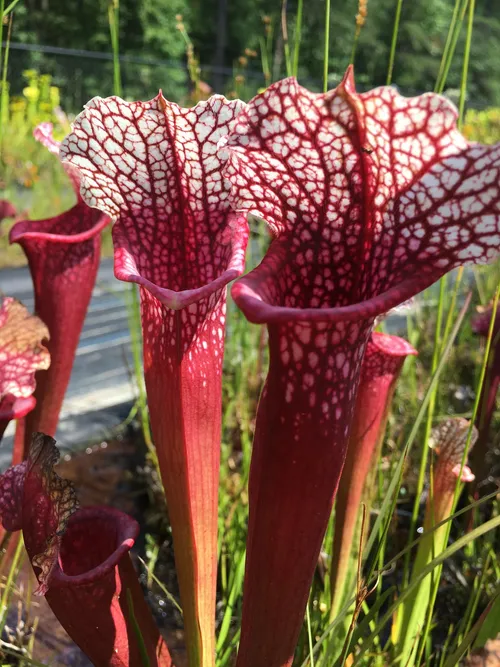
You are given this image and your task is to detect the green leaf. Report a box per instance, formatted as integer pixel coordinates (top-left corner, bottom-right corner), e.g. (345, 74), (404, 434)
(443, 589), (500, 667)
(473, 590), (500, 649)
(353, 513), (500, 665)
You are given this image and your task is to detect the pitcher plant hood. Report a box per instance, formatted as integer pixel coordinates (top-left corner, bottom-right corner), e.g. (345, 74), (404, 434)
(9, 124), (110, 461)
(59, 92), (248, 667)
(0, 298), (49, 440)
(223, 67), (500, 667)
(0, 433), (173, 667)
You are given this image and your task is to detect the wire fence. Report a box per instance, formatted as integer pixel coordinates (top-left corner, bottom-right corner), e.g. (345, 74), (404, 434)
(3, 41), (492, 114)
(4, 41), (268, 112)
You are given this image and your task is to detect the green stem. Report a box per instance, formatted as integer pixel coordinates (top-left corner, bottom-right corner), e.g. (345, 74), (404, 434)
(1, 0), (21, 17)
(126, 590), (151, 667)
(413, 291), (498, 664)
(0, 9), (12, 159)
(457, 0), (475, 127)
(260, 35), (271, 85)
(108, 0), (122, 97)
(445, 0), (481, 511)
(435, 0), (462, 92)
(0, 535), (25, 637)
(353, 513), (500, 665)
(127, 285), (156, 465)
(402, 276), (447, 590)
(281, 0), (292, 77)
(440, 268), (464, 351)
(452, 282), (500, 512)
(323, 0), (331, 93)
(350, 30), (360, 67)
(0, 0), (4, 55)
(292, 0), (303, 77)
(386, 0), (404, 84)
(435, 0), (469, 94)
(363, 293), (471, 592)
(306, 599), (315, 667)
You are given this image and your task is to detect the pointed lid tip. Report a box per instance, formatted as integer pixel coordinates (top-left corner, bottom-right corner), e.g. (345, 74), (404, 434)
(341, 65), (356, 94)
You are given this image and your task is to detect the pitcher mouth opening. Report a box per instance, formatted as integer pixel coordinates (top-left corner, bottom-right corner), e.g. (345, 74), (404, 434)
(113, 214), (249, 310)
(50, 506), (138, 587)
(9, 207), (109, 245)
(231, 269), (440, 325)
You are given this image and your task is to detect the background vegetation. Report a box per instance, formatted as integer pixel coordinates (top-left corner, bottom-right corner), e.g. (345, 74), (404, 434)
(4, 0), (500, 110)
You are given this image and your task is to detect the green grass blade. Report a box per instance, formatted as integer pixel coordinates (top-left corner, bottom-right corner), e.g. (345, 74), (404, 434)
(137, 556), (183, 616)
(307, 490), (497, 665)
(323, 0), (331, 92)
(0, 649), (47, 667)
(306, 599), (315, 667)
(435, 0), (461, 91)
(347, 587), (395, 651)
(402, 277), (447, 591)
(0, 5), (12, 161)
(126, 589), (151, 667)
(457, 0), (475, 126)
(1, 0), (21, 18)
(353, 513), (500, 665)
(299, 596), (357, 667)
(216, 551), (246, 654)
(0, 535), (24, 638)
(442, 589), (500, 667)
(107, 0), (122, 97)
(435, 0), (469, 94)
(451, 282), (500, 514)
(292, 0), (303, 77)
(386, 0), (404, 84)
(473, 589), (500, 649)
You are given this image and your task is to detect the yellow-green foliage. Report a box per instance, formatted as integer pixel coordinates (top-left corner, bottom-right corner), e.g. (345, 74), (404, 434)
(2, 70), (64, 130)
(0, 70), (113, 269)
(1, 70), (70, 188)
(462, 107), (500, 145)
(0, 71), (75, 268)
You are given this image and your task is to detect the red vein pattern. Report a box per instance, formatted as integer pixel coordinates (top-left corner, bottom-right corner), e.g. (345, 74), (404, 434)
(60, 93), (248, 667)
(0, 298), (49, 440)
(224, 67), (500, 666)
(430, 417), (478, 493)
(330, 332), (417, 619)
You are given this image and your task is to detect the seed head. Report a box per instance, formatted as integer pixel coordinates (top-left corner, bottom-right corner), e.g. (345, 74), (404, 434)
(356, 0), (368, 28)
